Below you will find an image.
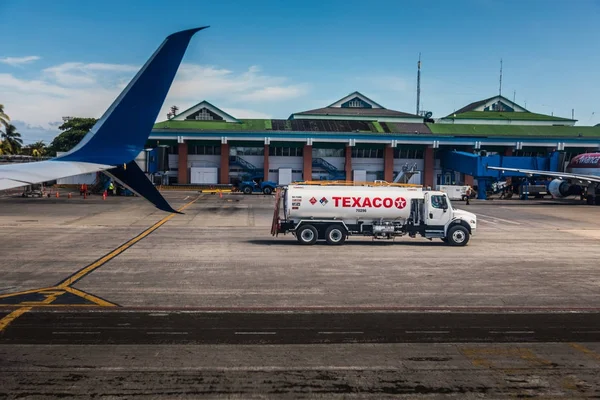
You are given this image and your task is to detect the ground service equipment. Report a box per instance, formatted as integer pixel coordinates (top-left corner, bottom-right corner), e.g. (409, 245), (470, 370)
(271, 185), (477, 246)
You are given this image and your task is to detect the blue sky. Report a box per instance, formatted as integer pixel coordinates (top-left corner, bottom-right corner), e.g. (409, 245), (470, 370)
(1, 0), (599, 144)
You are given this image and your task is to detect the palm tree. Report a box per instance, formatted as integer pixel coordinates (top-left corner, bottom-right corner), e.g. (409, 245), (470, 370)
(0, 104), (9, 134)
(1, 124), (23, 154)
(27, 140), (47, 157)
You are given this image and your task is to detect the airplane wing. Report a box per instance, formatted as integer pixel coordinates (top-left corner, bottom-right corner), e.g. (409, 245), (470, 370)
(486, 166), (600, 184)
(0, 26), (209, 212)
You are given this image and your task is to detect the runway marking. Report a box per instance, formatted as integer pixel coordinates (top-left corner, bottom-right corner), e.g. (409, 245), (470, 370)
(569, 343), (600, 361)
(0, 307), (32, 333)
(234, 331), (277, 335)
(475, 213), (521, 225)
(318, 331), (364, 335)
(146, 331), (189, 335)
(58, 197), (199, 287)
(0, 196), (200, 333)
(405, 330), (450, 334)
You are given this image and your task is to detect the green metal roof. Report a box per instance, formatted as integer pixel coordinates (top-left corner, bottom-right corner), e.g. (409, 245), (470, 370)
(152, 119), (600, 138)
(427, 123), (600, 137)
(153, 119), (272, 131)
(443, 111), (574, 122)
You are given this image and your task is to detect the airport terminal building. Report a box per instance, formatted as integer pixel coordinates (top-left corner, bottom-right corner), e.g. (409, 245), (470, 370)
(148, 92), (600, 188)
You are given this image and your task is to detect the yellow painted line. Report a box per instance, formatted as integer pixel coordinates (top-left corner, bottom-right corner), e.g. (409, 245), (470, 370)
(57, 196), (199, 288)
(63, 286), (118, 307)
(0, 196), (198, 329)
(20, 289), (65, 305)
(569, 343), (600, 361)
(0, 286), (56, 299)
(0, 306), (31, 333)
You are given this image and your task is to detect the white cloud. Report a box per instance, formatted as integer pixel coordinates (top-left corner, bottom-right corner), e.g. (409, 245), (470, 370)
(42, 62), (139, 86)
(0, 60), (308, 141)
(0, 56), (41, 66)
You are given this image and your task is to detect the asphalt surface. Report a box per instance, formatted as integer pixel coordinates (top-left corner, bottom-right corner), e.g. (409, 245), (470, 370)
(1, 310), (600, 345)
(1, 190), (599, 398)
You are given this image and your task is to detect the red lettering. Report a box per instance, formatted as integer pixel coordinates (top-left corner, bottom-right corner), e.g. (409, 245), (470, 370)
(352, 197), (361, 207)
(343, 197), (351, 207)
(363, 197), (372, 207)
(373, 197), (382, 207)
(383, 198), (393, 208)
(332, 196), (341, 207)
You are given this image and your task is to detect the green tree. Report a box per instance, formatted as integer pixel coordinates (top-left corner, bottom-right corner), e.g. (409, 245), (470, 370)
(22, 140), (47, 157)
(1, 124), (23, 154)
(47, 117), (97, 156)
(0, 104), (9, 133)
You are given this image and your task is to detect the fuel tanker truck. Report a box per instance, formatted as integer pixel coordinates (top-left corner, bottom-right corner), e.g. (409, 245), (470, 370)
(271, 184), (477, 246)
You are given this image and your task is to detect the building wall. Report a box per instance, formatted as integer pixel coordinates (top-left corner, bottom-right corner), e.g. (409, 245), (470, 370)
(351, 157), (384, 181)
(267, 156), (303, 182)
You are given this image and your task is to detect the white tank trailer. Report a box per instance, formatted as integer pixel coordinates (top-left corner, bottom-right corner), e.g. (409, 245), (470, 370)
(271, 185), (477, 246)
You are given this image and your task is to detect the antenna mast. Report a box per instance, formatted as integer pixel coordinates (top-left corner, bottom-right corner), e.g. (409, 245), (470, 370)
(416, 53), (421, 115)
(499, 59), (503, 98)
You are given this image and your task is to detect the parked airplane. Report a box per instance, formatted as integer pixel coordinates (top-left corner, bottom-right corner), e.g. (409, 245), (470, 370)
(0, 26), (209, 213)
(487, 152), (600, 205)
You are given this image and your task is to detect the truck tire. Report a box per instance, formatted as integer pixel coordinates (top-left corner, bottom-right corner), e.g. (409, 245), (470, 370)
(296, 224), (318, 245)
(263, 186), (273, 195)
(242, 186), (253, 195)
(446, 225), (469, 246)
(325, 225), (346, 245)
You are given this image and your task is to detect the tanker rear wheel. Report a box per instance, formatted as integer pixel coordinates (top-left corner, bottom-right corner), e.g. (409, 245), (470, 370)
(296, 224), (318, 245)
(325, 225), (346, 245)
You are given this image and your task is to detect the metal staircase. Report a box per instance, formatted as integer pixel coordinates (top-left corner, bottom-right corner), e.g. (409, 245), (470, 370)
(90, 172), (111, 194)
(312, 158), (345, 180)
(393, 162), (420, 184)
(229, 156), (262, 180)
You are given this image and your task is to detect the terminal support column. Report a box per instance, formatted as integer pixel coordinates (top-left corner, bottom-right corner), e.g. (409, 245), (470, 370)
(177, 141), (188, 184)
(384, 145), (394, 182)
(303, 144), (312, 181)
(264, 144), (269, 182)
(220, 143), (229, 184)
(423, 146), (434, 188)
(345, 145), (352, 181)
(464, 146), (474, 187)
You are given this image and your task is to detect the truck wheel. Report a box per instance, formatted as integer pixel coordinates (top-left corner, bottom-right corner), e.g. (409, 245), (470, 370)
(325, 225), (346, 245)
(296, 224), (318, 245)
(242, 186), (252, 195)
(263, 187), (273, 195)
(446, 225), (469, 246)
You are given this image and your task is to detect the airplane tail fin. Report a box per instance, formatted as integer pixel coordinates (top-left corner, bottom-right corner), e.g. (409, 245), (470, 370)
(55, 26), (208, 212)
(58, 27), (208, 166)
(104, 161), (180, 214)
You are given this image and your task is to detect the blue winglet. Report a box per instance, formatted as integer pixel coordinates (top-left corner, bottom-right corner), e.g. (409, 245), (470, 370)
(58, 26), (209, 166)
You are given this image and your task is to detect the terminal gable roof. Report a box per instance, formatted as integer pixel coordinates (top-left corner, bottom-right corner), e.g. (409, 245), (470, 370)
(445, 95), (575, 123)
(327, 91), (384, 108)
(171, 100), (240, 123)
(450, 95), (529, 116)
(292, 91), (421, 120)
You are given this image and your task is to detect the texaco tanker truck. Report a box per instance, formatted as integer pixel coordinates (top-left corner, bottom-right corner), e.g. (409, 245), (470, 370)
(271, 184), (477, 246)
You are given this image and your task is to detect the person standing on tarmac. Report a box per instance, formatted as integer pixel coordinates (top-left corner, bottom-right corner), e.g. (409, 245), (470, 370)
(465, 186), (471, 205)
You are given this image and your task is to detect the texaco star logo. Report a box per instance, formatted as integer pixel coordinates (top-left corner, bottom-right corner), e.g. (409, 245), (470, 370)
(395, 197), (407, 209)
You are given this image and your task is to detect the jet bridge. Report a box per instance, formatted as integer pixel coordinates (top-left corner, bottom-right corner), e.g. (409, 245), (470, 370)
(438, 150), (561, 199)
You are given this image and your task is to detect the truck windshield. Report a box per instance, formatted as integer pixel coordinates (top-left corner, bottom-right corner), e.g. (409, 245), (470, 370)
(431, 195), (449, 209)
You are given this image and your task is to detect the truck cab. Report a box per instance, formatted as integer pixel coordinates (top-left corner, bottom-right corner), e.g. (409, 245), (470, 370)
(417, 192), (476, 245)
(239, 178), (277, 195)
